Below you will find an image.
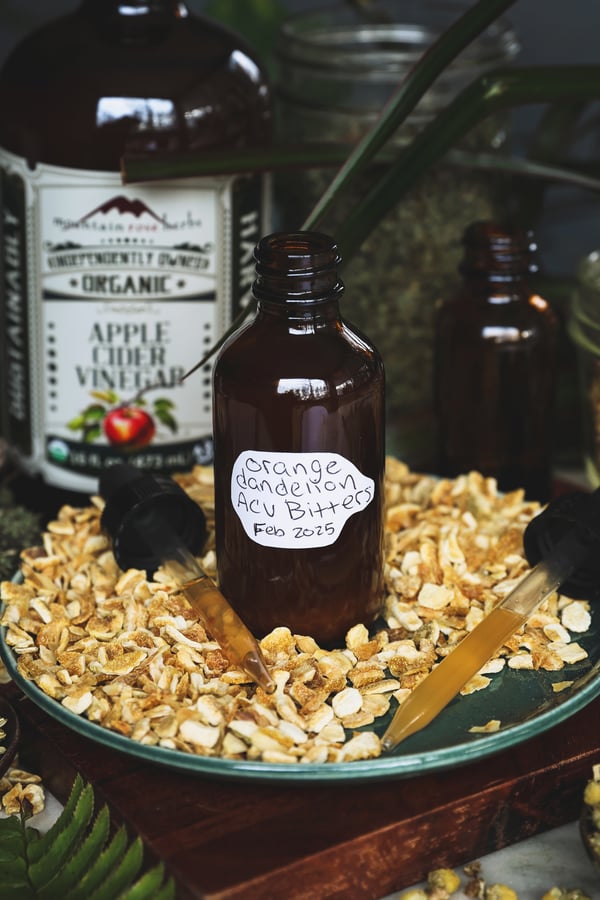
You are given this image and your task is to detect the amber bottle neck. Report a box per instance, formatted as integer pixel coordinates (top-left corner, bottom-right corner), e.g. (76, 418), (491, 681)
(459, 220), (535, 284)
(252, 232), (345, 314)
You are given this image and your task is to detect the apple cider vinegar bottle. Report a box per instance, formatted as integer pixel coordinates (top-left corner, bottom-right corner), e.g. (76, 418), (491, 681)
(0, 0), (271, 510)
(213, 231), (385, 645)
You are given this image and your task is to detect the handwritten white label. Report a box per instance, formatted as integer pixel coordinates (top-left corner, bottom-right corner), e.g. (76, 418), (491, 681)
(231, 450), (375, 549)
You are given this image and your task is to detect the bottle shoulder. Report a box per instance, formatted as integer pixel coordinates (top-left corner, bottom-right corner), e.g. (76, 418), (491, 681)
(215, 315), (384, 381)
(436, 286), (558, 333)
(0, 8), (263, 80)
(0, 9), (271, 166)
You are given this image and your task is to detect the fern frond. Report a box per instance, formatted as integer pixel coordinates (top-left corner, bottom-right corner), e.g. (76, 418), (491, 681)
(85, 836), (144, 900)
(118, 864), (176, 900)
(0, 777), (175, 900)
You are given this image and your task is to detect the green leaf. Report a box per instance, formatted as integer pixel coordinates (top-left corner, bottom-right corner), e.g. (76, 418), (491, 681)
(90, 390), (119, 405)
(85, 836), (144, 900)
(0, 884), (34, 900)
(0, 857), (29, 883)
(66, 415), (86, 431)
(0, 815), (24, 856)
(335, 65), (600, 258)
(0, 845), (22, 863)
(27, 785), (95, 887)
(122, 143), (346, 183)
(154, 409), (177, 433)
(122, 0), (516, 214)
(301, 0), (518, 230)
(117, 865), (175, 900)
(63, 826), (128, 900)
(152, 398), (175, 410)
(26, 775), (89, 865)
(83, 425), (103, 444)
(446, 148), (600, 192)
(127, 3), (600, 381)
(37, 806), (111, 900)
(518, 101), (588, 225)
(82, 405), (107, 422)
(148, 879), (177, 900)
(175, 0), (517, 380)
(67, 405), (106, 433)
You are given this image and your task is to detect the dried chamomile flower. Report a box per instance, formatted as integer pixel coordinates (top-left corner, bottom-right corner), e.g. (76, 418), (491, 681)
(0, 761), (45, 817)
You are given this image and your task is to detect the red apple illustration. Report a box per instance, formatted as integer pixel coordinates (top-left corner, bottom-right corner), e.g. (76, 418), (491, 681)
(103, 406), (156, 450)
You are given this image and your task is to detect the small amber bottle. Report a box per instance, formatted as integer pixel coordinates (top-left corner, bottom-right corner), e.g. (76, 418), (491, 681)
(434, 221), (558, 502)
(213, 231), (385, 645)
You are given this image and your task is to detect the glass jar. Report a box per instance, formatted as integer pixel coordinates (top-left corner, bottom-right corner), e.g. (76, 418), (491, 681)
(568, 251), (600, 487)
(275, 1), (519, 467)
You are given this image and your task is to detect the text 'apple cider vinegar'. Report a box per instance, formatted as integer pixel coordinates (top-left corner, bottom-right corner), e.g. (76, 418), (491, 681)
(212, 232), (386, 645)
(0, 0), (271, 502)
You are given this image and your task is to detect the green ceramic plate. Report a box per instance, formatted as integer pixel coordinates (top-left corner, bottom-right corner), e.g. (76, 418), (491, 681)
(1, 587), (599, 783)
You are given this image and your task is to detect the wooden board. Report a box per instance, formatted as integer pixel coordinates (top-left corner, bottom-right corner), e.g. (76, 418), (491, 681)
(1, 681), (598, 900)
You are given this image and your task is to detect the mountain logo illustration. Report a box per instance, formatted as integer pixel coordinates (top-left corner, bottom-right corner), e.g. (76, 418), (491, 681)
(78, 195), (166, 224)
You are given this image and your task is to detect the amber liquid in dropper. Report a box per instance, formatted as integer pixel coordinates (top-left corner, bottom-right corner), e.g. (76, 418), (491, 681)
(381, 606), (526, 750)
(179, 572), (275, 693)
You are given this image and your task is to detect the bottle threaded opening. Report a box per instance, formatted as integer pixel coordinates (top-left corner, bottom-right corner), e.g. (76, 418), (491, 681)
(253, 231), (343, 303)
(460, 220), (536, 277)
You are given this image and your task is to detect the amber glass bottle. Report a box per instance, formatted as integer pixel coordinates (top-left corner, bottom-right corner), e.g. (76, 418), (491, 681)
(213, 232), (385, 645)
(434, 221), (558, 502)
(0, 0), (271, 514)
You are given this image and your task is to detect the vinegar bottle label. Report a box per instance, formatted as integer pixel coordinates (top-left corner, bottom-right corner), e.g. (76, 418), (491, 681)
(231, 450), (375, 549)
(0, 148), (266, 492)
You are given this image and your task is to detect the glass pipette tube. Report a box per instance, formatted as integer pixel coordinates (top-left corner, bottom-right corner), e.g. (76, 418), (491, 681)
(144, 517), (275, 694)
(381, 553), (574, 752)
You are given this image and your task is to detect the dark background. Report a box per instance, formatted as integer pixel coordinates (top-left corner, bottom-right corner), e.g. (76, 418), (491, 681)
(0, 0), (598, 278)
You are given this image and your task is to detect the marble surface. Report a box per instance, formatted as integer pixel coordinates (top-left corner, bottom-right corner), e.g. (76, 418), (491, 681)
(388, 820), (600, 899)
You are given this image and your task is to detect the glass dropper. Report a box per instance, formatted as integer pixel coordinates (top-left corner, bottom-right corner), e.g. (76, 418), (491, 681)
(382, 487), (600, 752)
(99, 464), (275, 694)
(139, 515), (275, 694)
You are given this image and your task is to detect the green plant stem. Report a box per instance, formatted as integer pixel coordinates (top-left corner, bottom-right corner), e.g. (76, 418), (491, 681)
(123, 143), (600, 196)
(301, 0), (518, 230)
(176, 143), (600, 384)
(121, 144), (346, 183)
(336, 65), (600, 259)
(518, 101), (588, 224)
(447, 148), (600, 192)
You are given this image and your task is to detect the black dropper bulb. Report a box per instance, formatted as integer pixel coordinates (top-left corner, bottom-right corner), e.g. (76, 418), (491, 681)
(98, 464), (207, 574)
(523, 488), (600, 601)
